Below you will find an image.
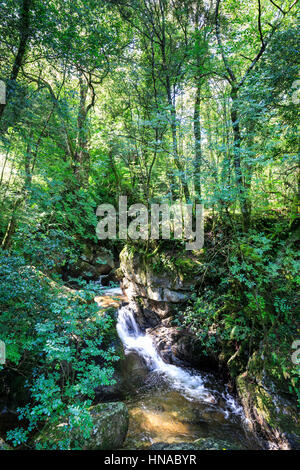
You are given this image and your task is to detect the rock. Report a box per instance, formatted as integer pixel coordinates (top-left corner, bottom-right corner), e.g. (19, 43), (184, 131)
(147, 286), (163, 302)
(83, 402), (129, 449)
(119, 247), (194, 305)
(0, 438), (12, 450)
(149, 438), (243, 450)
(237, 372), (300, 449)
(140, 298), (173, 321)
(147, 322), (218, 369)
(119, 247), (195, 333)
(97, 351), (150, 399)
(163, 288), (187, 303)
(35, 402), (129, 450)
(119, 352), (149, 390)
(148, 325), (182, 364)
(67, 247), (115, 281)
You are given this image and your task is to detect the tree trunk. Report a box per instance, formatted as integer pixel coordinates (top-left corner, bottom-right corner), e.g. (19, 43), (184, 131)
(230, 87), (250, 230)
(193, 82), (202, 204)
(0, 0), (32, 123)
(1, 198), (23, 249)
(73, 74), (91, 187)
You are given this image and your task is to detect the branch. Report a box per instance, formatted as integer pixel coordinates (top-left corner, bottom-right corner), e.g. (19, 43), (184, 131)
(215, 0), (236, 84)
(240, 53), (255, 62)
(258, 0), (265, 47)
(270, 0), (299, 14)
(238, 0), (298, 87)
(269, 0), (286, 13)
(86, 73), (96, 114)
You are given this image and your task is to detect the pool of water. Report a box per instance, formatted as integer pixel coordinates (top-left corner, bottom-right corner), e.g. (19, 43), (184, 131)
(124, 379), (258, 449)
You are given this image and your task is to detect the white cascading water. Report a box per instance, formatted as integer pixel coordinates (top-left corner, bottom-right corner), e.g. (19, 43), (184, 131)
(117, 304), (219, 403)
(116, 303), (245, 418)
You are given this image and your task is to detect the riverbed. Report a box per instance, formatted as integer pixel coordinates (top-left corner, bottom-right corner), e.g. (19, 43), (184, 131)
(99, 288), (260, 450)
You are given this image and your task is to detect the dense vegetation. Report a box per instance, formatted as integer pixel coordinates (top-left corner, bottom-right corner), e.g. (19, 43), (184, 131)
(0, 0), (299, 449)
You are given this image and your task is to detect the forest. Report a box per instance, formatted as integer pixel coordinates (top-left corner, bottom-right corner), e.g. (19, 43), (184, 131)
(0, 0), (299, 452)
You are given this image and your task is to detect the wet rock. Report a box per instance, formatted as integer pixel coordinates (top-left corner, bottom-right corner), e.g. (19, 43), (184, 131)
(149, 438), (243, 450)
(148, 325), (182, 364)
(96, 350), (150, 400)
(237, 372), (300, 449)
(146, 322), (219, 370)
(119, 352), (149, 391)
(35, 402), (129, 450)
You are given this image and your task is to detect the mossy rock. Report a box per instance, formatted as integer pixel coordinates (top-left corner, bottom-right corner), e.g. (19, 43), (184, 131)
(35, 402), (129, 450)
(237, 372), (300, 449)
(173, 255), (204, 280)
(0, 438), (12, 450)
(226, 344), (249, 378)
(149, 438), (242, 450)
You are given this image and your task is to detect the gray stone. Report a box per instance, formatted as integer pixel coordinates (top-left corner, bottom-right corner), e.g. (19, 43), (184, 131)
(163, 288), (187, 303)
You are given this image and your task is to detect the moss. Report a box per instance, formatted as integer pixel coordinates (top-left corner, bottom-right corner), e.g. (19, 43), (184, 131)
(237, 372), (300, 449)
(121, 243), (203, 283)
(226, 344), (249, 378)
(35, 402), (129, 450)
(174, 256), (203, 280)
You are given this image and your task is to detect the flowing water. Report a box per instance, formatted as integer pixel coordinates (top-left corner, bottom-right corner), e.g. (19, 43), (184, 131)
(115, 301), (259, 449)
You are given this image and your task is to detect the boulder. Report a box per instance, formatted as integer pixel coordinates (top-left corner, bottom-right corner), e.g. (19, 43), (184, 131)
(96, 352), (149, 399)
(119, 247), (195, 332)
(82, 402), (129, 449)
(67, 248), (115, 281)
(237, 372), (300, 449)
(35, 402), (129, 450)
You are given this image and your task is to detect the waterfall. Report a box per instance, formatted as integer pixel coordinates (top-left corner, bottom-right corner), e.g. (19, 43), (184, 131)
(117, 304), (215, 402)
(95, 274), (109, 287)
(116, 304), (245, 417)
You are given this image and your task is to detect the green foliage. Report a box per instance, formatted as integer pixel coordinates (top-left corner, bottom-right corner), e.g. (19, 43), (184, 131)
(0, 250), (119, 449)
(180, 224), (300, 401)
(0, 0), (299, 449)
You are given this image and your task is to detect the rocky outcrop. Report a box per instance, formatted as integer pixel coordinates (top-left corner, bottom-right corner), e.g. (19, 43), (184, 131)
(120, 248), (195, 311)
(35, 402), (129, 450)
(237, 372), (300, 449)
(119, 247), (198, 325)
(66, 247), (115, 281)
(120, 247), (219, 369)
(120, 247), (206, 366)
